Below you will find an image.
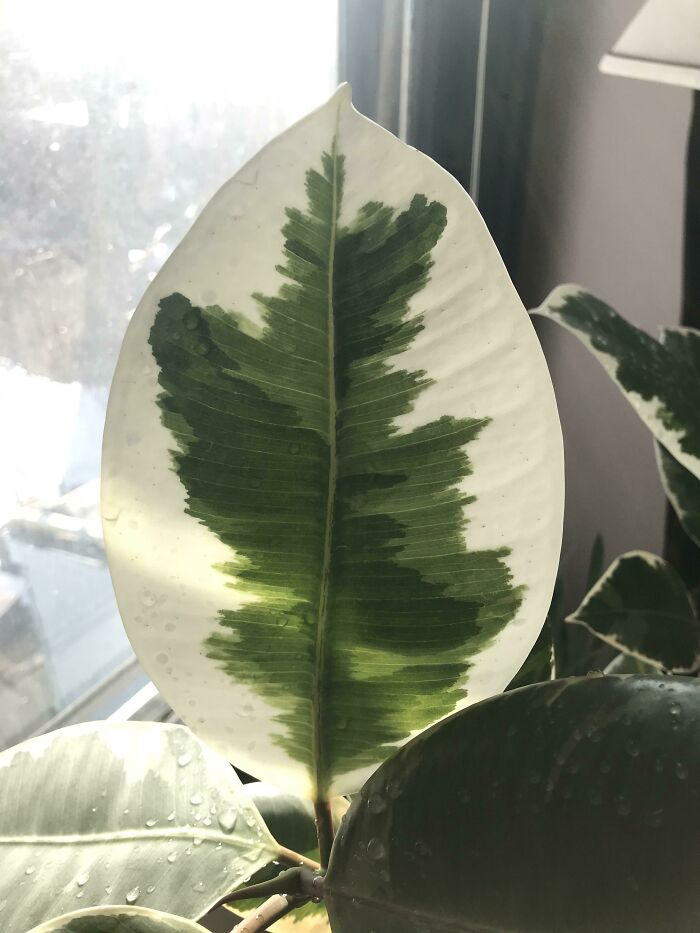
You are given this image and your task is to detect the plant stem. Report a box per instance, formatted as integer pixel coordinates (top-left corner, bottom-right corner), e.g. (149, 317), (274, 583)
(314, 798), (335, 868)
(277, 846), (321, 872)
(229, 893), (302, 932)
(210, 866), (323, 913)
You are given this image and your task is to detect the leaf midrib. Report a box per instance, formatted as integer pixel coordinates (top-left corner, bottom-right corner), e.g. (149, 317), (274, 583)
(0, 827), (276, 850)
(312, 129), (341, 801)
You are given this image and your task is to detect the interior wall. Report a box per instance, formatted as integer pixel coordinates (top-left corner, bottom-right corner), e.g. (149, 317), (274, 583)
(516, 0), (693, 608)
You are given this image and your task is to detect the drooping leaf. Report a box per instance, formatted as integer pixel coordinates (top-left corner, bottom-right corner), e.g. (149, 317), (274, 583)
(656, 441), (700, 548)
(242, 782), (348, 857)
(102, 85), (564, 799)
(27, 906), (204, 933)
(566, 551), (700, 673)
(0, 722), (278, 933)
(532, 287), (700, 479)
(325, 676), (700, 933)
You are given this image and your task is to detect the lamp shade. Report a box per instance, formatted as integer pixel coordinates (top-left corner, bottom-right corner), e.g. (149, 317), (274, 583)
(600, 0), (700, 90)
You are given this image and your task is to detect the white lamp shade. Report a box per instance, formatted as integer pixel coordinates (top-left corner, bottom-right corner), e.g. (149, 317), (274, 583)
(600, 0), (700, 90)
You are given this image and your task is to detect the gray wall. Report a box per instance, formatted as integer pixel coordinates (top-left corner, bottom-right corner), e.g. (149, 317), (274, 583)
(516, 0), (693, 607)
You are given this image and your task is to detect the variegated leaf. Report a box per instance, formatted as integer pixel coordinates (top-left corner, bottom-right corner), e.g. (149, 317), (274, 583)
(566, 551), (700, 673)
(27, 906), (203, 933)
(656, 441), (700, 548)
(102, 85), (564, 800)
(0, 722), (278, 933)
(532, 288), (700, 479)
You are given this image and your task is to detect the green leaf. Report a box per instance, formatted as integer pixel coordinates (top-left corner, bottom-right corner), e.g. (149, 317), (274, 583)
(532, 287), (700, 479)
(656, 441), (700, 548)
(0, 722), (278, 933)
(27, 906), (203, 933)
(325, 675), (700, 933)
(242, 782), (318, 856)
(566, 551), (700, 673)
(102, 85), (564, 798)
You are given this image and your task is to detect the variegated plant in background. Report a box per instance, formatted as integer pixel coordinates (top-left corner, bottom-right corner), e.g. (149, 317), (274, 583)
(533, 287), (700, 675)
(3, 86), (700, 933)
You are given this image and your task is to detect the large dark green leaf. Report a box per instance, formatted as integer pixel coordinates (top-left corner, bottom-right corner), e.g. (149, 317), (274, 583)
(566, 551), (700, 673)
(102, 86), (564, 798)
(0, 722), (278, 933)
(325, 676), (700, 933)
(532, 288), (700, 479)
(656, 441), (700, 548)
(27, 906), (203, 933)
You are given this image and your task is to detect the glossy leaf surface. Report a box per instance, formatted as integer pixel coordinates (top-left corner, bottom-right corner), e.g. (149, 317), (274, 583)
(103, 85), (563, 798)
(325, 676), (700, 933)
(566, 551), (699, 673)
(532, 288), (700, 479)
(0, 722), (277, 933)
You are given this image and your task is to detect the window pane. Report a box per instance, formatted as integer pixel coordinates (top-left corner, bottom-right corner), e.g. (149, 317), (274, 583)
(0, 0), (338, 749)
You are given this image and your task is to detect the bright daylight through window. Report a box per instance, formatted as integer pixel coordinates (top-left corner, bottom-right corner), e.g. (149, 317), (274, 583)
(0, 0), (337, 749)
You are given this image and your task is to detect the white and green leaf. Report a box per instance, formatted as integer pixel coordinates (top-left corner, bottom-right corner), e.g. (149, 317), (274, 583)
(656, 441), (700, 548)
(566, 551), (700, 673)
(0, 722), (278, 933)
(102, 85), (564, 799)
(27, 906), (204, 933)
(532, 287), (700, 479)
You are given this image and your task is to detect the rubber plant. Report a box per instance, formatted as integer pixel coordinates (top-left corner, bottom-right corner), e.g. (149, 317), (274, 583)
(2, 87), (700, 933)
(533, 288), (700, 678)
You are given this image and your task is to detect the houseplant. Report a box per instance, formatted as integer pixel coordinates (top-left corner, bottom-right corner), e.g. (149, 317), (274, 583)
(2, 86), (699, 933)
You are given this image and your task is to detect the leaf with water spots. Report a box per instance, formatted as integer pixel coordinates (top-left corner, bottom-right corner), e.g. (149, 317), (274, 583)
(0, 722), (279, 933)
(325, 676), (700, 932)
(102, 85), (563, 799)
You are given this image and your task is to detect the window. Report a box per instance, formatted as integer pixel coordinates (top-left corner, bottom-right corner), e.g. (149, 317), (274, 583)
(0, 0), (337, 749)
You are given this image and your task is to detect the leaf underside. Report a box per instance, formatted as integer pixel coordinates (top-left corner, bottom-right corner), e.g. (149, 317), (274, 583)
(656, 441), (700, 549)
(149, 141), (522, 795)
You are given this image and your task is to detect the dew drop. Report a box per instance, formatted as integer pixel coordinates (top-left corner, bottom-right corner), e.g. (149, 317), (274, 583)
(615, 795), (631, 817)
(25, 866), (35, 876)
(178, 752), (193, 768)
(167, 810), (176, 822)
(126, 886), (140, 904)
(190, 792), (204, 806)
(143, 592), (157, 608)
(367, 838), (386, 860)
(218, 808), (238, 833)
(146, 885), (156, 894)
(105, 886), (113, 895)
(192, 881), (206, 893)
(676, 762), (688, 780)
(76, 872), (89, 887)
(156, 652), (169, 665)
(626, 740), (640, 758)
(367, 793), (386, 814)
(145, 818), (157, 828)
(193, 837), (204, 846)
(167, 852), (177, 864)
